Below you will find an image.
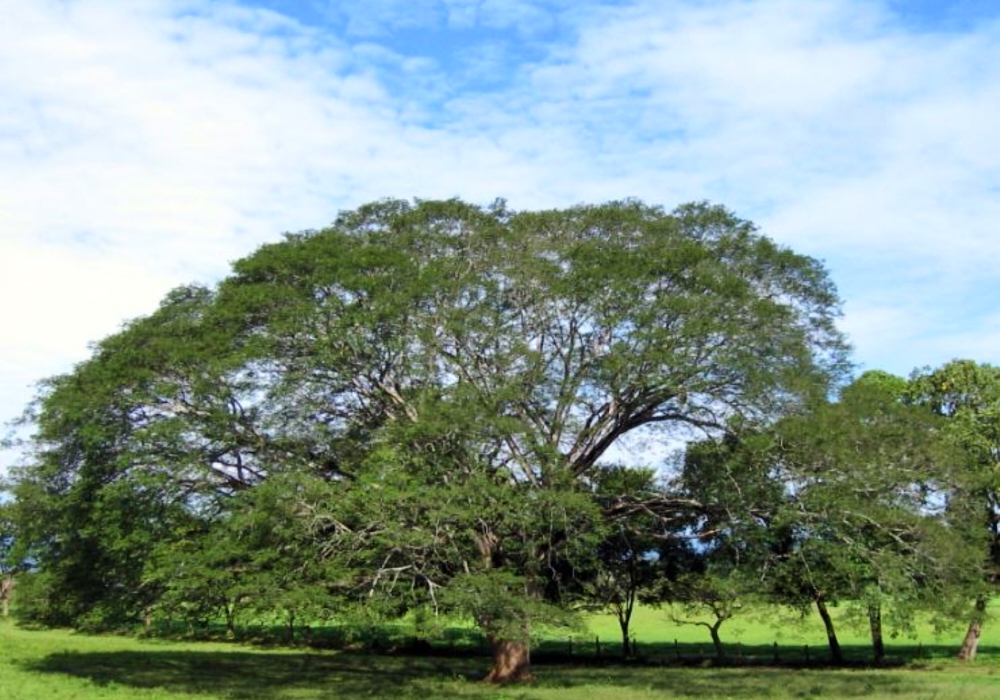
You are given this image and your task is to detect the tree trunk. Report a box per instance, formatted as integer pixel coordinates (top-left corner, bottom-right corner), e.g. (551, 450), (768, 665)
(868, 603), (884, 664)
(474, 535), (536, 683)
(957, 596), (987, 662)
(814, 594), (843, 664)
(485, 637), (534, 683)
(617, 598), (634, 658)
(224, 603), (236, 639)
(709, 622), (725, 660)
(619, 623), (631, 658)
(0, 576), (13, 619)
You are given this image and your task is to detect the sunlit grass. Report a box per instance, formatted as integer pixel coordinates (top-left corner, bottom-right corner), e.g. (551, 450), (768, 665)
(575, 601), (999, 660)
(3, 610), (999, 700)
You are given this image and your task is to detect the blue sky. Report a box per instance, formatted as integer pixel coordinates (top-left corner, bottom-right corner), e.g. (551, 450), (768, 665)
(2, 0), (999, 472)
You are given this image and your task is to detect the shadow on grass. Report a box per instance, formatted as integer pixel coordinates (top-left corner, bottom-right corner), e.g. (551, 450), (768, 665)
(25, 645), (989, 700)
(534, 638), (1000, 667)
(146, 621), (997, 668)
(533, 665), (919, 699)
(25, 649), (486, 699)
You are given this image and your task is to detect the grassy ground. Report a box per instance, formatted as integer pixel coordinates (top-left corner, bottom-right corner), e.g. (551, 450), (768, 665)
(2, 613), (999, 700)
(571, 603), (998, 663)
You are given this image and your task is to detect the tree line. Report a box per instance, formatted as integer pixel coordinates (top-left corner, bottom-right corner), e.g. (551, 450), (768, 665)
(1, 199), (997, 682)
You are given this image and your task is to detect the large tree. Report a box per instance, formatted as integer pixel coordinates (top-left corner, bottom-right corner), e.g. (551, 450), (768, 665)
(12, 198), (847, 681)
(7, 285), (270, 627)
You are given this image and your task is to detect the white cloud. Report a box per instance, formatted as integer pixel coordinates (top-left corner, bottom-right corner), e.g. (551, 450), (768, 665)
(3, 0), (1000, 473)
(0, 237), (178, 469)
(493, 0), (1000, 375)
(842, 300), (1000, 377)
(0, 0), (566, 465)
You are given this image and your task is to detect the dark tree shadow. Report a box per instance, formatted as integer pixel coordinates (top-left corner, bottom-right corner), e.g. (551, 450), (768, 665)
(25, 649), (484, 699)
(24, 643), (997, 699)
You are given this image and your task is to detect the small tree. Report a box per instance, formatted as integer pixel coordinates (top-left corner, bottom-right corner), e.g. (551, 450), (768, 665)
(587, 466), (662, 657)
(776, 371), (980, 663)
(667, 570), (749, 660)
(908, 360), (1000, 662)
(672, 431), (789, 658)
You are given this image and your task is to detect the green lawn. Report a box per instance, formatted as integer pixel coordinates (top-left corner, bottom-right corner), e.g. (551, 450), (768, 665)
(572, 602), (1000, 662)
(3, 614), (999, 700)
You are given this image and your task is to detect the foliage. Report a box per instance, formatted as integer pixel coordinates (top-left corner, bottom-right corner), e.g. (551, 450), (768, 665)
(146, 474), (336, 636)
(672, 372), (982, 663)
(774, 372), (981, 661)
(908, 360), (1000, 578)
(0, 498), (19, 617)
(907, 359), (1000, 659)
(584, 465), (665, 656)
(8, 198), (847, 680)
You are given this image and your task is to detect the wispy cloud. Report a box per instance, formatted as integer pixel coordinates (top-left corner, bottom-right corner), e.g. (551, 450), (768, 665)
(2, 0), (999, 472)
(496, 0), (1000, 375)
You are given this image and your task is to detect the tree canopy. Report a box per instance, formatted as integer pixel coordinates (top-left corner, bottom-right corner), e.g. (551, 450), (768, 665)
(908, 360), (1000, 661)
(8, 198), (860, 680)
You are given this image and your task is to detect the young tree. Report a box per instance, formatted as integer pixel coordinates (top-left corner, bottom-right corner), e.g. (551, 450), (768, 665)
(908, 360), (1000, 661)
(677, 372), (978, 664)
(672, 431), (790, 659)
(586, 466), (663, 658)
(776, 371), (979, 663)
(667, 571), (748, 660)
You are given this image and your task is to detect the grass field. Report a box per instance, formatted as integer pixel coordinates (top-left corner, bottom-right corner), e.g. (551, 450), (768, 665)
(2, 606), (998, 700)
(574, 603), (999, 662)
